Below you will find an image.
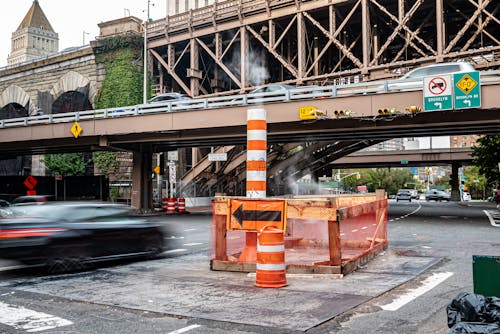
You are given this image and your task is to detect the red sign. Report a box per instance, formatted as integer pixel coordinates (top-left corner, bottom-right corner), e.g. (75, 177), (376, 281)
(27, 190), (37, 195)
(55, 175), (63, 180)
(23, 175), (38, 190)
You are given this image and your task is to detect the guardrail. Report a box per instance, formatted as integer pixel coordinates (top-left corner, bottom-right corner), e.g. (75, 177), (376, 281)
(0, 70), (499, 129)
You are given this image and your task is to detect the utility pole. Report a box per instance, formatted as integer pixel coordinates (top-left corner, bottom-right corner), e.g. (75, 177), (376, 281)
(143, 0), (151, 104)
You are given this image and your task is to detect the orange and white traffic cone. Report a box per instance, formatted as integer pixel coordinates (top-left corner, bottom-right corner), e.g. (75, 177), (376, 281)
(255, 225), (287, 288)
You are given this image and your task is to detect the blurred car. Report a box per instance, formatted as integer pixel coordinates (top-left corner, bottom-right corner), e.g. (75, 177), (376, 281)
(0, 199), (12, 217)
(462, 192), (471, 201)
(11, 195), (52, 205)
(148, 93), (192, 104)
(0, 202), (166, 273)
(425, 190), (451, 201)
(409, 189), (419, 200)
(388, 62), (475, 91)
(396, 189), (412, 202)
(494, 189), (500, 204)
(248, 84), (296, 95)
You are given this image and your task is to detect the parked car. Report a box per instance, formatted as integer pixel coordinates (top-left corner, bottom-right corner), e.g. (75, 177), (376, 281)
(396, 189), (412, 202)
(148, 93), (192, 104)
(248, 84), (296, 95)
(0, 202), (166, 273)
(425, 190), (451, 201)
(388, 62), (475, 91)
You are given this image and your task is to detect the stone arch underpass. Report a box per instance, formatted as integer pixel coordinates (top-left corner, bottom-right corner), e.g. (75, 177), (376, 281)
(50, 71), (96, 114)
(0, 85), (32, 119)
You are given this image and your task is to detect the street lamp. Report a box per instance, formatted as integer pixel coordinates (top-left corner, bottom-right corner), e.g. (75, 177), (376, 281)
(82, 31), (90, 45)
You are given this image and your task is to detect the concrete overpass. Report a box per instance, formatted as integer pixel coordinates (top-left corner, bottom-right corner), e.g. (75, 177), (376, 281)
(331, 148), (474, 168)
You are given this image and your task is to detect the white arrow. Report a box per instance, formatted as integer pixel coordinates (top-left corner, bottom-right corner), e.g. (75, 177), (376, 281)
(464, 99), (471, 106)
(434, 102), (442, 109)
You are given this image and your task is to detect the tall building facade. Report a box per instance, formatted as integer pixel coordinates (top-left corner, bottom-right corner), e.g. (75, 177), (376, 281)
(167, 0), (216, 16)
(450, 135), (479, 148)
(7, 0), (59, 66)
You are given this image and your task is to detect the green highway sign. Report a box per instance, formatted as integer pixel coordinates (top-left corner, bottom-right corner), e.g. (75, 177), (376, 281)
(454, 71), (481, 109)
(401, 160), (408, 165)
(423, 75), (453, 111)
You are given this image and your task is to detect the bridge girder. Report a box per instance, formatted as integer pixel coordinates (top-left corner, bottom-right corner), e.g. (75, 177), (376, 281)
(147, 0), (500, 97)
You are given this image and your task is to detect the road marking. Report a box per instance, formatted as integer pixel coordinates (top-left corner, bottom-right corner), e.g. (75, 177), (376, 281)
(483, 210), (500, 227)
(0, 301), (73, 332)
(165, 236), (185, 240)
(391, 203), (422, 223)
(380, 272), (453, 311)
(184, 228), (197, 232)
(167, 324), (201, 334)
(183, 243), (203, 246)
(361, 226), (368, 230)
(351, 229), (358, 233)
(164, 249), (188, 254)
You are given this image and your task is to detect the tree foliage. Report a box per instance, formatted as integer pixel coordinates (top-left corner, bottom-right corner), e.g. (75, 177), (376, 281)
(93, 151), (119, 176)
(361, 168), (415, 195)
(472, 135), (500, 188)
(43, 153), (86, 176)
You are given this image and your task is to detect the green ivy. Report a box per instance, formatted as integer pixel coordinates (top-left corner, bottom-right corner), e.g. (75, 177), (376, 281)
(93, 151), (119, 175)
(94, 34), (153, 108)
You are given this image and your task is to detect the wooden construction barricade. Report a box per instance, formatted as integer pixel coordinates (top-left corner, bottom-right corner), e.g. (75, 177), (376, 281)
(210, 190), (388, 275)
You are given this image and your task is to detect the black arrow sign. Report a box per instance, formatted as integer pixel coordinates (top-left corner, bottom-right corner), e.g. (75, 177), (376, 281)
(232, 204), (282, 227)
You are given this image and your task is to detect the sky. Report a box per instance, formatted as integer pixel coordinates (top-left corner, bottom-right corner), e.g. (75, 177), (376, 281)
(0, 0), (167, 67)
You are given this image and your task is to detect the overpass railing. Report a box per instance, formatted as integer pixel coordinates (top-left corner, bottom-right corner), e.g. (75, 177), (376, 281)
(0, 70), (499, 129)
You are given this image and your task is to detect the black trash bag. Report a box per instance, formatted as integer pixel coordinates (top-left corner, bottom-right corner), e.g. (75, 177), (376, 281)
(445, 322), (500, 334)
(448, 293), (488, 327)
(484, 297), (500, 324)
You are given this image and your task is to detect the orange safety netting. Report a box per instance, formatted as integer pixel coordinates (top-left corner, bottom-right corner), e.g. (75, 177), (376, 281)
(210, 197), (388, 267)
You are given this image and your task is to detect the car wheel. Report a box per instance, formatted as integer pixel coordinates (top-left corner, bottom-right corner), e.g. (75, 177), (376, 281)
(46, 244), (91, 274)
(409, 199), (412, 202)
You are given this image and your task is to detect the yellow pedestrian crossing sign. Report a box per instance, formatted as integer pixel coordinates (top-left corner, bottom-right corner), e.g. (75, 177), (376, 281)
(456, 74), (477, 95)
(70, 122), (82, 138)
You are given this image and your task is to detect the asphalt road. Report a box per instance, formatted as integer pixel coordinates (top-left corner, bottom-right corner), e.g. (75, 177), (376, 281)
(0, 200), (498, 334)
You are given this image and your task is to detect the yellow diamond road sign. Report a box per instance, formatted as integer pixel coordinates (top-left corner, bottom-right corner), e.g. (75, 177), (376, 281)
(70, 122), (82, 138)
(456, 73), (477, 95)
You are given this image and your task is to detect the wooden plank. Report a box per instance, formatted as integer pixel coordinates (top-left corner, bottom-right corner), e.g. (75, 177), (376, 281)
(287, 264), (341, 275)
(328, 220), (342, 266)
(211, 260), (255, 272)
(214, 214), (228, 261)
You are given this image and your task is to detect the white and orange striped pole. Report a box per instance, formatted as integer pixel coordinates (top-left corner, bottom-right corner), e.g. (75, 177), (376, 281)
(247, 108), (266, 198)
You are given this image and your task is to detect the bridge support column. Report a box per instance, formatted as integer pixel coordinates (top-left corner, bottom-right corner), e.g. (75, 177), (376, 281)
(131, 150), (153, 211)
(450, 162), (461, 202)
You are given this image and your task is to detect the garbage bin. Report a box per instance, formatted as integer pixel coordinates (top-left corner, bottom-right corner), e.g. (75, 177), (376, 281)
(472, 255), (500, 297)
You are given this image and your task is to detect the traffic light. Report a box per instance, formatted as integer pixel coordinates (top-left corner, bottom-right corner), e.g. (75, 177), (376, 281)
(405, 106), (422, 113)
(333, 109), (352, 118)
(378, 107), (398, 116)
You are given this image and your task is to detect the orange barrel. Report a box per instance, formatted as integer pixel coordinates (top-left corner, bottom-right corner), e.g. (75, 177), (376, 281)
(255, 226), (287, 288)
(177, 198), (186, 213)
(162, 197), (169, 211)
(167, 197), (176, 213)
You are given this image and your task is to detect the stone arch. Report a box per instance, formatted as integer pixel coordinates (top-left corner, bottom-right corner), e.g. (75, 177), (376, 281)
(50, 70), (97, 106)
(0, 85), (33, 118)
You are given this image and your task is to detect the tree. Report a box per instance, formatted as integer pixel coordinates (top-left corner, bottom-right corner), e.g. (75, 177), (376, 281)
(472, 135), (500, 189)
(43, 153), (86, 176)
(361, 168), (415, 195)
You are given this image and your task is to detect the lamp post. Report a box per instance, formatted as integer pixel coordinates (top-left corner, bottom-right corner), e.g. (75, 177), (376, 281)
(82, 31), (90, 45)
(143, 0), (151, 104)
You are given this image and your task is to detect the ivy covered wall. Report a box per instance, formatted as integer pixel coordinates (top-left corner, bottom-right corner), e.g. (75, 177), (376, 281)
(94, 35), (151, 109)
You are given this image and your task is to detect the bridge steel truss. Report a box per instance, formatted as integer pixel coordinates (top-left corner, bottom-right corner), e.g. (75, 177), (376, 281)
(147, 0), (499, 97)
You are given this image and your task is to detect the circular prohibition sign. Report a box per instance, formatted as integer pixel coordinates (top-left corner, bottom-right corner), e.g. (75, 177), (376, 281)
(428, 76), (447, 95)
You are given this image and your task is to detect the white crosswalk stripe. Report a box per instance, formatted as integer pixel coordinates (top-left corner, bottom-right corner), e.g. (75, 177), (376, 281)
(0, 301), (73, 332)
(483, 210), (500, 227)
